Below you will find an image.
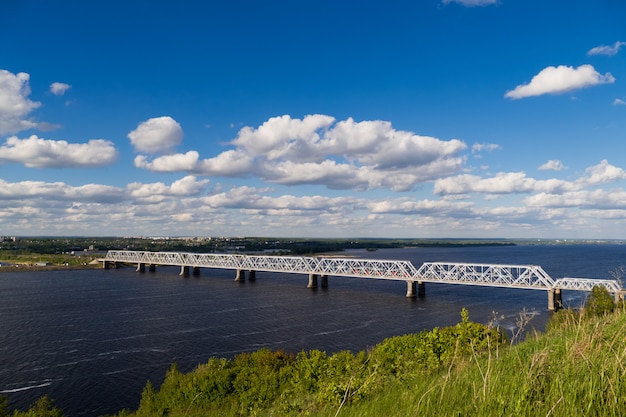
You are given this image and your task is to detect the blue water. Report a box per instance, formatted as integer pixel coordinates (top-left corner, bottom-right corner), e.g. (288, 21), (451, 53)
(0, 244), (624, 416)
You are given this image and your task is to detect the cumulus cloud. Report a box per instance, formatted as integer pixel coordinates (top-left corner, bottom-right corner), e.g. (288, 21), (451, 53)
(505, 65), (615, 99)
(538, 159), (566, 171)
(50, 82), (71, 95)
(0, 69), (41, 134)
(135, 149), (255, 177)
(614, 98), (626, 106)
(128, 116), (183, 153)
(579, 159), (626, 186)
(524, 189), (626, 210)
(0, 179), (125, 203)
(442, 0), (497, 6)
(434, 160), (625, 197)
(127, 175), (209, 204)
(135, 114), (467, 192)
(587, 41), (626, 56)
(368, 198), (473, 215)
(434, 172), (556, 195)
(0, 135), (118, 168)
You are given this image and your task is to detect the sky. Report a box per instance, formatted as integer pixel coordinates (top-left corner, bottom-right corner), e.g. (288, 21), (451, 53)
(1, 0), (625, 239)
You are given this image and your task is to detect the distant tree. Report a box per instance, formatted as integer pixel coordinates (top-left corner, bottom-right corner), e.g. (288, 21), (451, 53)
(11, 396), (63, 417)
(585, 285), (614, 317)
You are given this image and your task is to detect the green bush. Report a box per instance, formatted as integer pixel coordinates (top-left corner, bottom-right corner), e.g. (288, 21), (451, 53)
(585, 285), (614, 317)
(10, 396), (63, 417)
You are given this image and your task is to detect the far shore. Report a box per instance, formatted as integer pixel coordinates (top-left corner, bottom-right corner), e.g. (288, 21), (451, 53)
(0, 259), (103, 273)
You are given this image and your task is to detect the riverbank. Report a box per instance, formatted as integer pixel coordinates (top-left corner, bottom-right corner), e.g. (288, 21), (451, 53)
(0, 257), (102, 272)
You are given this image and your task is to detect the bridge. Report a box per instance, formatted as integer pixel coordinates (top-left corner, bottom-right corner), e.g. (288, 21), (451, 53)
(103, 250), (624, 311)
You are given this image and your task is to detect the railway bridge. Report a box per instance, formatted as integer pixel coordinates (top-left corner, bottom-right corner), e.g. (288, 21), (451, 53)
(103, 250), (624, 311)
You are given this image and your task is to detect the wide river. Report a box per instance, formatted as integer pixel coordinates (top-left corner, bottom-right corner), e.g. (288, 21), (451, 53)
(1, 244), (625, 416)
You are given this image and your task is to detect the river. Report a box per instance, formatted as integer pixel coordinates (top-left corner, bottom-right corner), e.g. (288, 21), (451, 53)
(1, 244), (624, 416)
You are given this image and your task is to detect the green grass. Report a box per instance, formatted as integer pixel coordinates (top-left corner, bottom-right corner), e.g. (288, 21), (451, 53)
(315, 307), (626, 417)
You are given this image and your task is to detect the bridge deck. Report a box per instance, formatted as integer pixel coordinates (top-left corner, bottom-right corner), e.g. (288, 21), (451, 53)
(104, 250), (622, 293)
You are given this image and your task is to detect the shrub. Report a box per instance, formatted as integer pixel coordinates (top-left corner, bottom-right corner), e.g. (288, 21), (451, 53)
(585, 285), (614, 317)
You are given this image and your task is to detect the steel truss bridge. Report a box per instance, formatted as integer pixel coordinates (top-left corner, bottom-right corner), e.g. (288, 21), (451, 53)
(104, 250), (623, 310)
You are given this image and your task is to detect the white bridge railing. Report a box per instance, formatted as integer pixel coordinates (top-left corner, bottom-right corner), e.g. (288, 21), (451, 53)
(104, 250), (621, 294)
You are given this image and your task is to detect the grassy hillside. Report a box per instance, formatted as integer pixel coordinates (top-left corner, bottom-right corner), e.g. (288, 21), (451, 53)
(320, 307), (626, 416)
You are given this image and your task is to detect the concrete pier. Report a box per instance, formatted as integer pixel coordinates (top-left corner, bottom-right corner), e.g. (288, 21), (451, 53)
(406, 281), (416, 298)
(249, 270), (256, 281)
(321, 275), (328, 288)
(235, 269), (246, 282)
(418, 281), (426, 297)
(149, 264), (156, 272)
(192, 266), (200, 276)
(308, 273), (318, 289)
(548, 288), (563, 311)
(180, 265), (190, 277)
(136, 263), (145, 273)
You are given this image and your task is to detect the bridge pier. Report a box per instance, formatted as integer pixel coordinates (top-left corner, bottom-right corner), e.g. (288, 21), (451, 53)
(308, 274), (318, 289)
(406, 281), (416, 298)
(149, 264), (156, 272)
(321, 275), (328, 288)
(136, 263), (145, 273)
(235, 269), (246, 282)
(192, 267), (200, 276)
(103, 260), (110, 269)
(418, 281), (425, 297)
(249, 270), (256, 281)
(180, 265), (190, 277)
(548, 288), (563, 311)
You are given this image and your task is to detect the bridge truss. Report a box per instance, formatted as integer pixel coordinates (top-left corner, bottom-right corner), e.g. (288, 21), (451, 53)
(104, 250), (621, 294)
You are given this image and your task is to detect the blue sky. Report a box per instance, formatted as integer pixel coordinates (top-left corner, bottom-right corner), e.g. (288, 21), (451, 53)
(1, 0), (625, 238)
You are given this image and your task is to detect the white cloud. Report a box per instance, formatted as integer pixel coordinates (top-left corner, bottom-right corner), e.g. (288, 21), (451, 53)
(0, 69), (41, 134)
(0, 179), (125, 203)
(127, 176), (209, 204)
(233, 114), (336, 161)
(434, 160), (625, 197)
(0, 135), (118, 168)
(128, 116), (183, 153)
(538, 159), (566, 171)
(614, 98), (626, 106)
(135, 149), (255, 177)
(442, 0), (497, 6)
(505, 65), (615, 99)
(472, 143), (501, 154)
(368, 198), (473, 215)
(524, 189), (626, 210)
(578, 159), (626, 186)
(434, 172), (547, 195)
(136, 115), (467, 192)
(1, 165), (626, 237)
(50, 82), (71, 95)
(134, 151), (202, 173)
(587, 41), (626, 56)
